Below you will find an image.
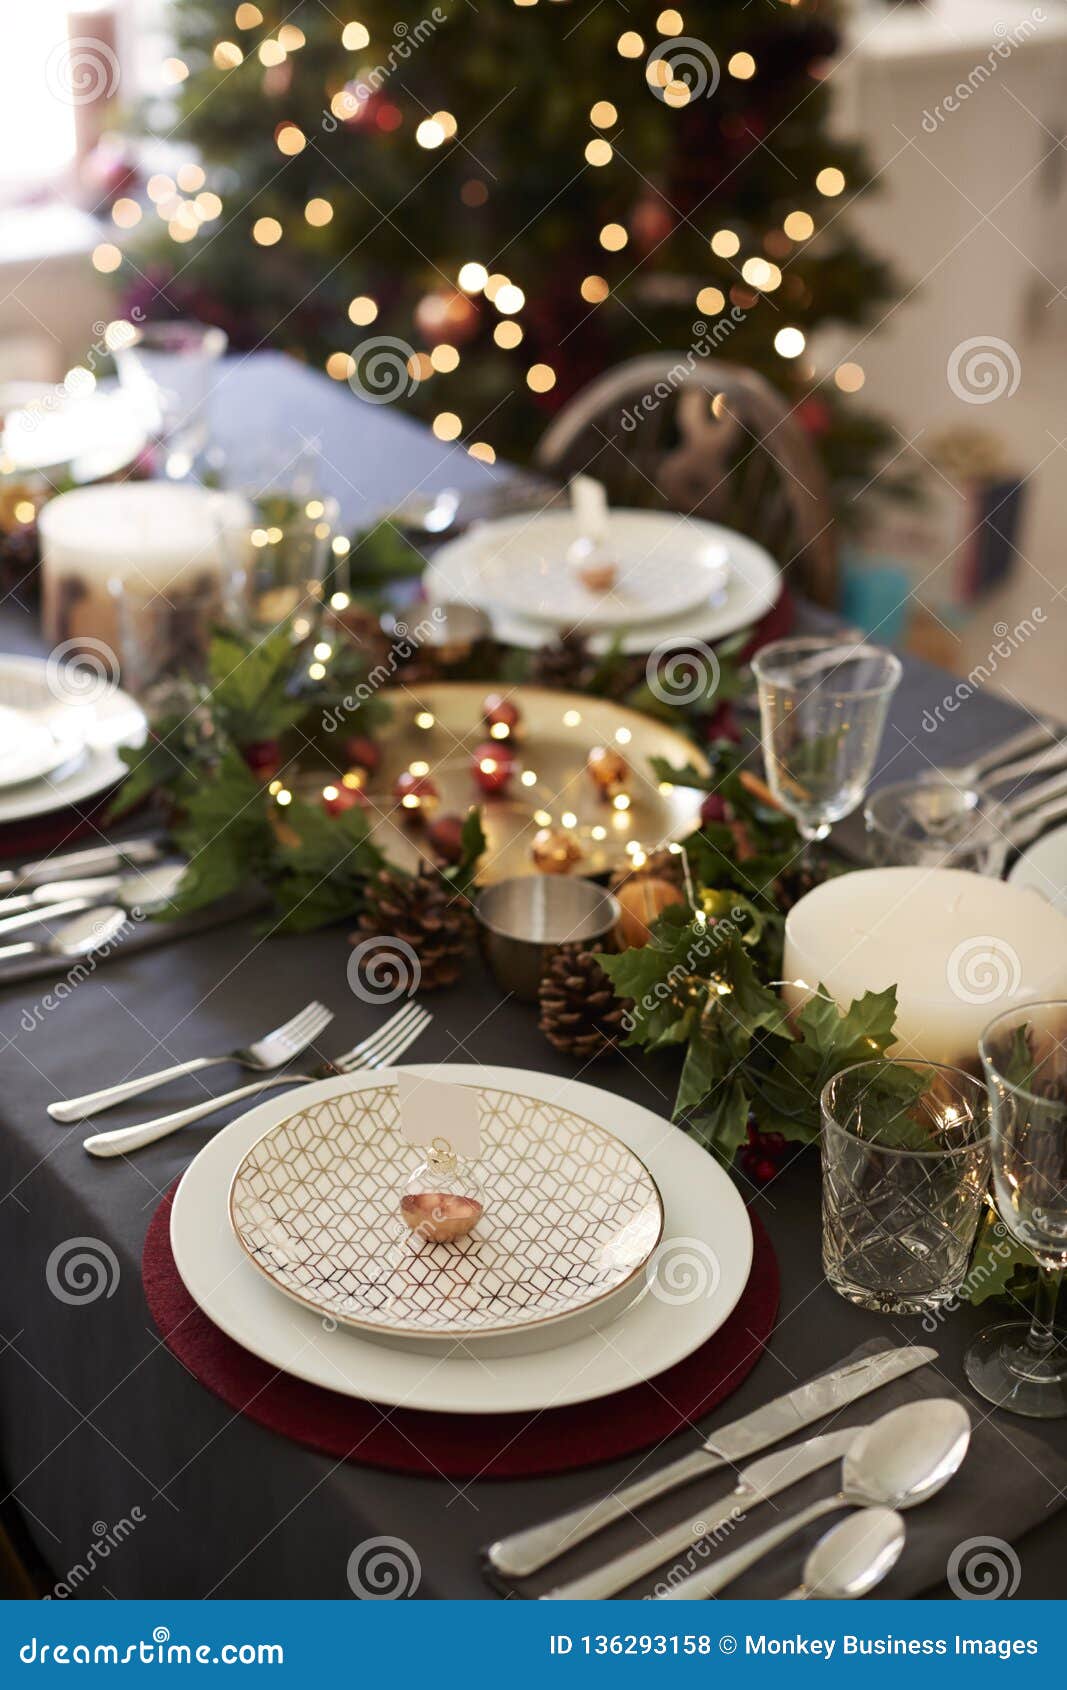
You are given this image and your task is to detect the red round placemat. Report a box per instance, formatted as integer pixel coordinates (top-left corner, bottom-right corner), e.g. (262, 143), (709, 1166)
(143, 1182), (779, 1479)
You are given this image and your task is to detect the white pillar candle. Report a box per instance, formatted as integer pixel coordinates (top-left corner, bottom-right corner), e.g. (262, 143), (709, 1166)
(39, 482), (251, 658)
(782, 865), (1067, 1067)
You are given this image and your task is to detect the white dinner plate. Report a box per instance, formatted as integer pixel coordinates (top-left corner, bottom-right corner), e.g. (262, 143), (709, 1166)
(1008, 822), (1067, 915)
(170, 1064), (753, 1415)
(0, 656), (146, 824)
(1, 385), (147, 483)
(0, 706), (75, 789)
(435, 510), (729, 631)
(228, 1075), (664, 1351)
(425, 523), (779, 655)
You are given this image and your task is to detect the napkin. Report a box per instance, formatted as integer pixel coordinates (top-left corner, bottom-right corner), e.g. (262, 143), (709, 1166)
(503, 1339), (1067, 1600)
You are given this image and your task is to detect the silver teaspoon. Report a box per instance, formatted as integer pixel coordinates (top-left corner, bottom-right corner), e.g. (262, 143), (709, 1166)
(657, 1397), (970, 1601)
(782, 1506), (905, 1600)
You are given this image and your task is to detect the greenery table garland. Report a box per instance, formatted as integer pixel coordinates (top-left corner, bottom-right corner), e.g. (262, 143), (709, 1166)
(113, 585), (1026, 1305)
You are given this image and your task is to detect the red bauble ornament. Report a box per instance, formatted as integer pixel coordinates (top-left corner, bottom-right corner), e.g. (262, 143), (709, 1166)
(482, 692), (520, 736)
(394, 769), (439, 824)
(471, 741), (515, 795)
(344, 734), (380, 775)
(241, 739), (282, 782)
(414, 288), (480, 346)
(427, 812), (466, 865)
(322, 781), (369, 817)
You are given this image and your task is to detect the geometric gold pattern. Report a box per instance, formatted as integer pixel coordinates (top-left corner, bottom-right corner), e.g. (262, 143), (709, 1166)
(228, 1080), (663, 1340)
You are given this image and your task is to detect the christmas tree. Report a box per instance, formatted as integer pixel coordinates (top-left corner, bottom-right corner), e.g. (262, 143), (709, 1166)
(124, 1), (900, 498)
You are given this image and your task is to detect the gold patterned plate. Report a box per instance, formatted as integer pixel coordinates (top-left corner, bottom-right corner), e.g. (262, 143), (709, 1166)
(359, 682), (708, 883)
(228, 1078), (664, 1355)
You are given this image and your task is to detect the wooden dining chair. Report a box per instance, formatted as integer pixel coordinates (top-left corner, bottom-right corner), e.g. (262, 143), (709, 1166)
(535, 356), (838, 607)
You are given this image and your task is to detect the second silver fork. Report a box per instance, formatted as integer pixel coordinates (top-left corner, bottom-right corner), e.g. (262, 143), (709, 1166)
(83, 1002), (432, 1158)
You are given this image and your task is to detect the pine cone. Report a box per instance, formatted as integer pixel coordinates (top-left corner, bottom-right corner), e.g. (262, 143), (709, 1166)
(352, 865), (473, 992)
(531, 629), (591, 691)
(538, 942), (629, 1059)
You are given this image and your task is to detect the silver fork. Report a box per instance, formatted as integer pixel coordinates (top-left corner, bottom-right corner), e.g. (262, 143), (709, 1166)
(48, 1001), (335, 1123)
(83, 1002), (432, 1158)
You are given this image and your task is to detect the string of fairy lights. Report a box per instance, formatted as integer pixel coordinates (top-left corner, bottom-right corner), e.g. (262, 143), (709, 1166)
(86, 5), (868, 463)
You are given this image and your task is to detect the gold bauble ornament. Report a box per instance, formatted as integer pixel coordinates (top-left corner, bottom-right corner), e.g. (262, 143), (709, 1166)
(531, 826), (584, 875)
(586, 744), (629, 799)
(614, 876), (686, 948)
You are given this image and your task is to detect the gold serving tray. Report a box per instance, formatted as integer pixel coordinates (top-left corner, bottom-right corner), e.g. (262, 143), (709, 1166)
(363, 682), (709, 882)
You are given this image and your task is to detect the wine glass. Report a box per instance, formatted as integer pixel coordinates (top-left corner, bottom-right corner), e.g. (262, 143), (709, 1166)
(750, 637), (902, 851)
(965, 1000), (1067, 1418)
(115, 321), (227, 481)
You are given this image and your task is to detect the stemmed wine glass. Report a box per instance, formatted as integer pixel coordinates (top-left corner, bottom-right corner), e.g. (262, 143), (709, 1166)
(750, 637), (902, 855)
(965, 1000), (1067, 1418)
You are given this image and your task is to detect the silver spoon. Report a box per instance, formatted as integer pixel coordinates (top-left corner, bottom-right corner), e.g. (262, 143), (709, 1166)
(782, 1506), (905, 1600)
(0, 905), (129, 966)
(656, 1398), (970, 1600)
(0, 861), (185, 938)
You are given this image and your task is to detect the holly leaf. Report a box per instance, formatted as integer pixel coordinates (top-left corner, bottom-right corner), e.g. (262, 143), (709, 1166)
(968, 1211), (1037, 1307)
(167, 750), (276, 912)
(684, 1079), (751, 1166)
(440, 806), (487, 899)
(270, 799), (387, 932)
(207, 624), (308, 745)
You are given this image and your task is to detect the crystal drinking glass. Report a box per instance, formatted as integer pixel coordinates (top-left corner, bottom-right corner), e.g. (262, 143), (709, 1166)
(965, 1001), (1067, 1418)
(115, 321), (227, 480)
(864, 780), (1009, 875)
(218, 491), (340, 633)
(750, 638), (902, 850)
(821, 1059), (990, 1313)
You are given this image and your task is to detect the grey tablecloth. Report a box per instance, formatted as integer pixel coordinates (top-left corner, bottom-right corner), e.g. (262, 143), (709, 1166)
(2, 354), (1065, 1600)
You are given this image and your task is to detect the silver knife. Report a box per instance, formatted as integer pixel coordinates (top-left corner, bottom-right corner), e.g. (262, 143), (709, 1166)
(0, 875), (129, 917)
(542, 1427), (859, 1600)
(0, 839), (162, 896)
(483, 1344), (935, 1580)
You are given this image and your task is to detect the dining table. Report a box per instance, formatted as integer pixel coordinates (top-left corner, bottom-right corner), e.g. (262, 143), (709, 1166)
(0, 352), (1064, 1600)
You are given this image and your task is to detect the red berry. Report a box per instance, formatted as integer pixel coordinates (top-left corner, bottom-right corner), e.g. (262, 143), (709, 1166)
(753, 1158), (777, 1183)
(700, 791), (727, 827)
